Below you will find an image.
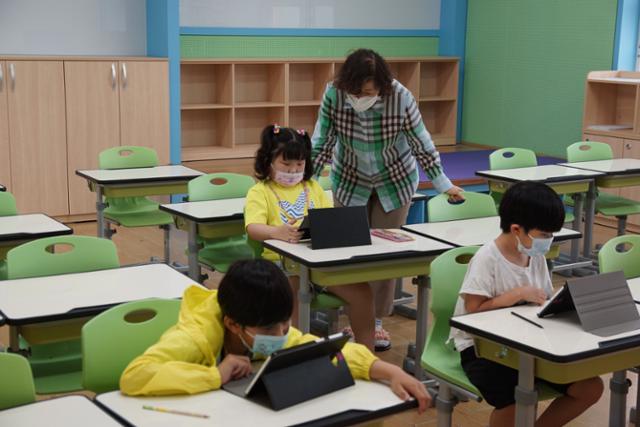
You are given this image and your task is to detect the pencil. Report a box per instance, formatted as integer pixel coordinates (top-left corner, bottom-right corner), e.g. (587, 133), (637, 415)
(143, 405), (210, 419)
(510, 311), (544, 329)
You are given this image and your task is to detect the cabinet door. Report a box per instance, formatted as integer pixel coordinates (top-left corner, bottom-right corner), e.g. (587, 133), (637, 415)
(65, 61), (121, 215)
(7, 61), (68, 215)
(582, 133), (623, 196)
(118, 61), (170, 164)
(0, 62), (10, 190)
(621, 139), (640, 227)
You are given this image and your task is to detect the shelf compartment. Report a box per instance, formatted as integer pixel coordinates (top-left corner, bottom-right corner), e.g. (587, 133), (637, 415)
(235, 63), (285, 104)
(419, 61), (458, 99)
(419, 100), (456, 146)
(181, 64), (232, 106)
(234, 107), (285, 146)
(288, 105), (320, 135)
(289, 63), (333, 103)
(181, 108), (233, 159)
(388, 61), (420, 97)
(181, 103), (232, 110)
(584, 82), (638, 133)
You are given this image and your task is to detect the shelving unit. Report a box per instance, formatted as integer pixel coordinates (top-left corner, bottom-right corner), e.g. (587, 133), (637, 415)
(180, 57), (459, 168)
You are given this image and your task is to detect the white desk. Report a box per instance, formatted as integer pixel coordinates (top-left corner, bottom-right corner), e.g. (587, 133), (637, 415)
(0, 263), (199, 351)
(0, 213), (72, 244)
(96, 380), (414, 427)
(264, 232), (452, 377)
(0, 395), (121, 427)
(451, 277), (640, 427)
(402, 216), (581, 247)
(160, 192), (429, 281)
(476, 164), (604, 259)
(76, 165), (203, 238)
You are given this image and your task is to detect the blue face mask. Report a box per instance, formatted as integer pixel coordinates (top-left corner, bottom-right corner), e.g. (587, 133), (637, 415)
(516, 234), (553, 257)
(239, 329), (289, 358)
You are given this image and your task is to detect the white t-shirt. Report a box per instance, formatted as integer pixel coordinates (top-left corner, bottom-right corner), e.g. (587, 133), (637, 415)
(450, 240), (553, 352)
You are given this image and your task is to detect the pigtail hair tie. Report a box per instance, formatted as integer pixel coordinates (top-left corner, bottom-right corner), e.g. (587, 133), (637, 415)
(273, 123), (281, 134)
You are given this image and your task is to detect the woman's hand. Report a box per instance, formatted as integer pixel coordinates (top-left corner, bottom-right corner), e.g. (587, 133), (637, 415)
(445, 185), (465, 202)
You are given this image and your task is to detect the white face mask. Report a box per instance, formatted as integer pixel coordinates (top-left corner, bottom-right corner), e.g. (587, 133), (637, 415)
(516, 234), (553, 257)
(346, 94), (379, 113)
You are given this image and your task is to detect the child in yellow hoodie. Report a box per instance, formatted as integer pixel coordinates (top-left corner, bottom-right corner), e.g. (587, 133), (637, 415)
(120, 259), (430, 412)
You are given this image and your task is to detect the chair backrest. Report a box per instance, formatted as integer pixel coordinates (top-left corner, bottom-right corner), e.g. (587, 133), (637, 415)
(0, 191), (18, 217)
(318, 165), (332, 191)
(423, 246), (480, 361)
(489, 148), (537, 170)
(99, 146), (159, 170)
(566, 141), (613, 163)
(598, 234), (640, 279)
(427, 192), (497, 222)
(188, 173), (255, 202)
(82, 298), (181, 393)
(0, 352), (36, 410)
(7, 235), (119, 279)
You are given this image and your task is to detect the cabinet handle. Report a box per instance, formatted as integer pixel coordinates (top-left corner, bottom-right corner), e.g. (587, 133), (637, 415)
(9, 63), (15, 90)
(121, 63), (127, 89)
(111, 63), (116, 89)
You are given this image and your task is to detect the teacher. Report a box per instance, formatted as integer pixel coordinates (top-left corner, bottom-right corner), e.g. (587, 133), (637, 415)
(310, 48), (463, 351)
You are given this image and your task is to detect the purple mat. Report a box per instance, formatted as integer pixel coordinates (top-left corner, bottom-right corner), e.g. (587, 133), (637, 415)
(419, 150), (563, 182)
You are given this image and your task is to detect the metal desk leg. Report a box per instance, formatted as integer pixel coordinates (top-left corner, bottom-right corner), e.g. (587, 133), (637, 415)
(583, 181), (597, 259)
(187, 220), (200, 281)
(9, 326), (18, 353)
(570, 192), (584, 263)
(96, 186), (106, 238)
(163, 224), (171, 264)
(515, 353), (537, 427)
(609, 370), (629, 427)
(298, 265), (311, 333)
(414, 274), (430, 380)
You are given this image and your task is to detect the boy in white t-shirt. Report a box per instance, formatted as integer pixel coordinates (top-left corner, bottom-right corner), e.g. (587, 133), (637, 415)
(450, 181), (603, 427)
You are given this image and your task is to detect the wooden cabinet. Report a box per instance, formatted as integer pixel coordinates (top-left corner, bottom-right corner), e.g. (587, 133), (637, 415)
(7, 61), (68, 215)
(0, 62), (10, 190)
(180, 57), (459, 170)
(65, 60), (169, 215)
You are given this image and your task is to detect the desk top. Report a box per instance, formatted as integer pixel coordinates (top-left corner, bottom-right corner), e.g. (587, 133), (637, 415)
(403, 216), (581, 247)
(0, 263), (199, 325)
(264, 230), (453, 268)
(0, 396), (121, 427)
(451, 278), (640, 363)
(476, 164), (603, 183)
(559, 159), (640, 175)
(97, 380), (414, 427)
(76, 165), (203, 185)
(0, 214), (72, 242)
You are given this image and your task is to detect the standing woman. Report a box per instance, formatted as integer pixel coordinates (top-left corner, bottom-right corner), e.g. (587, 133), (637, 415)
(311, 49), (463, 351)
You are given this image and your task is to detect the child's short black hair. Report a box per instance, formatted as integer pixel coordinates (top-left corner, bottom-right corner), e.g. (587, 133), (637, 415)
(218, 259), (293, 327)
(499, 181), (565, 233)
(254, 125), (313, 181)
(334, 48), (393, 97)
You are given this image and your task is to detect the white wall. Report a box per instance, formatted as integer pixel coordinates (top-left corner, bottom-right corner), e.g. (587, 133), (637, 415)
(180, 0), (441, 30)
(0, 0), (147, 55)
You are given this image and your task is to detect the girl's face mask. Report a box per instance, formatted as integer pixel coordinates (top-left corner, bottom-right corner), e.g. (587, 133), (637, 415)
(272, 169), (304, 187)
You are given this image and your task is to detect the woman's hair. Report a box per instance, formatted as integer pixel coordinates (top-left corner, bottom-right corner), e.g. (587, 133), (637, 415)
(499, 181), (566, 233)
(254, 125), (313, 181)
(218, 259), (293, 327)
(334, 48), (394, 97)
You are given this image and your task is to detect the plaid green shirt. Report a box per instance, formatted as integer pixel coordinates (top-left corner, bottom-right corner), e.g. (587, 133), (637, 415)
(311, 80), (453, 212)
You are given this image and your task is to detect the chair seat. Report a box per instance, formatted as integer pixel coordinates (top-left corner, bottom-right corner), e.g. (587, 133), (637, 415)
(564, 211), (574, 224)
(104, 196), (174, 227)
(595, 192), (640, 217)
(0, 260), (6, 280)
(198, 239), (255, 273)
(311, 292), (345, 310)
(33, 371), (83, 394)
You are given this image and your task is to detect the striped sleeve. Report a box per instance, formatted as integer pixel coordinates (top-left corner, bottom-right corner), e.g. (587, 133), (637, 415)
(311, 85), (338, 176)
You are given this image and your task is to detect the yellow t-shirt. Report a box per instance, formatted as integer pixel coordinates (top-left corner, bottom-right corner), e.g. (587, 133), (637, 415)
(244, 179), (332, 260)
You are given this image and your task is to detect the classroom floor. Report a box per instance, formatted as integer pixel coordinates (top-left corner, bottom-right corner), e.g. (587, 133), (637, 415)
(0, 220), (638, 426)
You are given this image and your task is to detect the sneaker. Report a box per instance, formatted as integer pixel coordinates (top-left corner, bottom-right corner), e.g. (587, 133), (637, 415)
(374, 326), (391, 352)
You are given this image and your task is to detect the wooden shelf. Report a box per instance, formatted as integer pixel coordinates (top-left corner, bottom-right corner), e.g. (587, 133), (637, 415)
(289, 63), (334, 103)
(234, 102), (285, 108)
(419, 96), (457, 102)
(182, 144), (260, 161)
(420, 61), (458, 99)
(181, 103), (232, 110)
(584, 72), (639, 135)
(181, 63), (232, 105)
(289, 100), (322, 107)
(419, 100), (456, 146)
(235, 63), (284, 104)
(289, 105), (321, 134)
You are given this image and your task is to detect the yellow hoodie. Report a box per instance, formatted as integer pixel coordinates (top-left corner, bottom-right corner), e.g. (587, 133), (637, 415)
(120, 285), (378, 396)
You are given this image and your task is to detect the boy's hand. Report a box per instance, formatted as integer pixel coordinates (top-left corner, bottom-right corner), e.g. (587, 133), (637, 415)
(388, 368), (431, 414)
(273, 218), (303, 243)
(519, 286), (547, 305)
(218, 354), (252, 384)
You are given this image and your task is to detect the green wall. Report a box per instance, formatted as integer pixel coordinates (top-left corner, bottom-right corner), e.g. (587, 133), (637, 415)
(462, 0), (617, 157)
(180, 35), (438, 58)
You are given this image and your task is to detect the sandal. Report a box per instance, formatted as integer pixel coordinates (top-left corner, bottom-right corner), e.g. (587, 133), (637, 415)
(374, 326), (391, 352)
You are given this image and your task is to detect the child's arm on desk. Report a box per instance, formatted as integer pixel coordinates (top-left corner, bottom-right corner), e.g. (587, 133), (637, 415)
(247, 219), (303, 243)
(464, 286), (547, 313)
(369, 360), (431, 414)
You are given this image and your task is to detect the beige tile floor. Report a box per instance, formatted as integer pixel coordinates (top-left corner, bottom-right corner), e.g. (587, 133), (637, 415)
(1, 220), (638, 426)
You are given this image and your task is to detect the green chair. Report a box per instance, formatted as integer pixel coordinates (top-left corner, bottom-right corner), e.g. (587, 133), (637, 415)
(423, 246), (560, 425)
(598, 234), (640, 279)
(0, 191), (18, 280)
(318, 164), (332, 191)
(98, 146), (174, 262)
(6, 235), (120, 393)
(82, 298), (181, 393)
(0, 352), (36, 410)
(427, 192), (497, 222)
(567, 141), (640, 236)
(186, 173), (256, 275)
(488, 148), (538, 207)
